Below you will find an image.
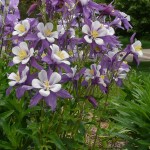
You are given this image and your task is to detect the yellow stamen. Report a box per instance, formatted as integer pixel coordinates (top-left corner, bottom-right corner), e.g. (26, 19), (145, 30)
(44, 80), (50, 91)
(45, 29), (52, 36)
(15, 72), (20, 82)
(18, 50), (28, 60)
(91, 30), (99, 38)
(89, 69), (94, 75)
(100, 75), (105, 80)
(17, 24), (26, 33)
(135, 45), (142, 51)
(95, 46), (101, 52)
(68, 50), (73, 57)
(123, 61), (128, 64)
(56, 51), (65, 59)
(100, 24), (104, 28)
(41, 52), (47, 58)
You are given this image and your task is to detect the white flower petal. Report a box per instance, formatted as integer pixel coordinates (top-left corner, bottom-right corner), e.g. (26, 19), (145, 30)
(19, 75), (27, 83)
(49, 72), (61, 85)
(8, 73), (17, 80)
(50, 84), (61, 92)
(38, 70), (48, 82)
(12, 31), (19, 35)
(95, 38), (104, 45)
(82, 25), (90, 34)
(92, 21), (101, 31)
(12, 46), (20, 55)
(133, 40), (142, 47)
(22, 57), (30, 64)
(38, 32), (45, 39)
(50, 44), (60, 53)
(84, 35), (92, 43)
(107, 27), (115, 35)
(39, 89), (50, 97)
(47, 37), (55, 43)
(61, 51), (70, 59)
(51, 31), (58, 39)
(9, 81), (17, 86)
(61, 60), (70, 65)
(14, 23), (22, 31)
(98, 28), (108, 37)
(138, 51), (143, 57)
(32, 79), (43, 88)
(13, 56), (21, 64)
(19, 42), (28, 51)
(29, 48), (34, 56)
(22, 66), (29, 76)
(45, 22), (53, 31)
(37, 22), (44, 32)
(22, 20), (30, 30)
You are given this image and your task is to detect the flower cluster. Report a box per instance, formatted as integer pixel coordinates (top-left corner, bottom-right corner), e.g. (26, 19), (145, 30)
(0, 0), (142, 110)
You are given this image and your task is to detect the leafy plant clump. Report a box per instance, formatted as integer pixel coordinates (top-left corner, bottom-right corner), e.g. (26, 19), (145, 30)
(113, 74), (150, 149)
(0, 0), (144, 149)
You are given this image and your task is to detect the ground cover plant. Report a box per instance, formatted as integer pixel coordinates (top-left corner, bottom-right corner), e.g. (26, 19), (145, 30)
(0, 0), (147, 149)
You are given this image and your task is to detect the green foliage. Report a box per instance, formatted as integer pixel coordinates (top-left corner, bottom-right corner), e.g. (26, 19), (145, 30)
(114, 0), (150, 36)
(113, 73), (150, 149)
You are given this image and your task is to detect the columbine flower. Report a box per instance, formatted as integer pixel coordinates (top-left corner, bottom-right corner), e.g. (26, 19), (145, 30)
(84, 64), (101, 81)
(8, 66), (29, 86)
(12, 42), (34, 64)
(12, 19), (30, 36)
(120, 12), (131, 21)
(131, 40), (143, 57)
(32, 70), (61, 97)
(82, 21), (108, 45)
(66, 65), (77, 78)
(114, 61), (130, 86)
(50, 44), (70, 65)
(37, 22), (58, 43)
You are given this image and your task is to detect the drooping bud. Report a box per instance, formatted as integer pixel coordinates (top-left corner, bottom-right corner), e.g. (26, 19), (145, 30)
(87, 96), (98, 108)
(27, 3), (38, 16)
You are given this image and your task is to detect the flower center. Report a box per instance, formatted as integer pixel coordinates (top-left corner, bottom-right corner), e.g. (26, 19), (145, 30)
(17, 24), (26, 33)
(44, 80), (50, 91)
(134, 45), (142, 51)
(41, 52), (47, 58)
(45, 29), (52, 37)
(56, 51), (65, 59)
(100, 75), (105, 80)
(18, 50), (28, 60)
(15, 72), (20, 82)
(91, 30), (99, 38)
(89, 69), (94, 75)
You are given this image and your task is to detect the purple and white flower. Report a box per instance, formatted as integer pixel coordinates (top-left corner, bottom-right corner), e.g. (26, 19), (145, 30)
(82, 21), (108, 45)
(32, 70), (62, 97)
(131, 40), (143, 57)
(12, 42), (34, 64)
(8, 66), (29, 86)
(12, 19), (30, 36)
(50, 44), (70, 65)
(84, 64), (101, 81)
(37, 22), (58, 43)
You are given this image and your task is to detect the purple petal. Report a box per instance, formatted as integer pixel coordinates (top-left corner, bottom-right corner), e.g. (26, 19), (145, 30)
(56, 89), (72, 99)
(16, 85), (33, 99)
(30, 57), (43, 70)
(6, 87), (13, 95)
(87, 96), (98, 108)
(30, 93), (42, 107)
(45, 93), (57, 111)
(130, 33), (136, 44)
